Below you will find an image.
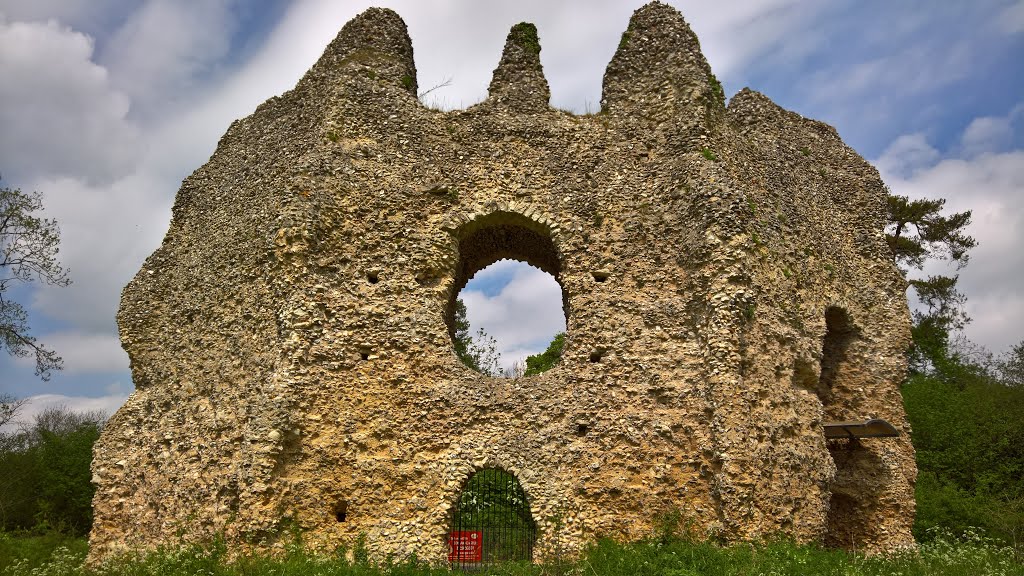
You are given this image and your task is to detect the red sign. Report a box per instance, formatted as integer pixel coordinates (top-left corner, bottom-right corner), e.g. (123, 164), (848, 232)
(448, 530), (482, 562)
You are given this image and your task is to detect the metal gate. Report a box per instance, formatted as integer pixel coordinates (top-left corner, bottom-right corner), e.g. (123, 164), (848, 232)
(447, 468), (537, 568)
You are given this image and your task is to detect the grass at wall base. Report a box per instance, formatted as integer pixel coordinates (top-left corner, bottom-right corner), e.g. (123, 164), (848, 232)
(2, 528), (1021, 576)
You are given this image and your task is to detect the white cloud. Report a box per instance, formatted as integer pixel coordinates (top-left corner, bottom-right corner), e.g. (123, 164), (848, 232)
(682, 0), (824, 83)
(0, 393), (128, 433)
(874, 133), (941, 179)
(0, 17), (140, 183)
(809, 41), (972, 110)
(0, 0), (138, 38)
(99, 0), (237, 117)
(961, 117), (1014, 157)
(997, 0), (1024, 35)
(461, 261), (566, 371)
(875, 110), (1024, 354)
(11, 331), (128, 375)
(960, 103), (1023, 157)
(28, 173), (172, 332)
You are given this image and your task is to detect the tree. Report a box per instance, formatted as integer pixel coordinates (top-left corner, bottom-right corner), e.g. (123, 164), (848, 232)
(886, 192), (977, 373)
(887, 195), (975, 270)
(999, 341), (1024, 387)
(453, 298), (502, 376)
(524, 332), (565, 376)
(0, 405), (104, 535)
(1, 182), (71, 380)
(903, 363), (1024, 548)
(0, 394), (27, 430)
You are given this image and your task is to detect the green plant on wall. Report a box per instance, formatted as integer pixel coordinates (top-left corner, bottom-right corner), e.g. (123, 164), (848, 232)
(510, 23), (541, 55)
(618, 31), (631, 50)
(709, 74), (725, 104)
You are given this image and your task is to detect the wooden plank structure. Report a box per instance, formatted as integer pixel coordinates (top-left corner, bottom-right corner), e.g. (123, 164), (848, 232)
(823, 419), (900, 440)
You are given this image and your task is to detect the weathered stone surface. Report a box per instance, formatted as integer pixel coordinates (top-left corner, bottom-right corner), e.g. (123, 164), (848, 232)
(90, 2), (916, 564)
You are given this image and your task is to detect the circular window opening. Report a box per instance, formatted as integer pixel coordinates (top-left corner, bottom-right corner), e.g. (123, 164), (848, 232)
(446, 212), (567, 377)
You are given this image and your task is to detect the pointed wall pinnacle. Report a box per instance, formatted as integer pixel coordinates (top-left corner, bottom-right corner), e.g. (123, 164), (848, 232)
(319, 7), (418, 96)
(601, 1), (721, 126)
(486, 22), (551, 112)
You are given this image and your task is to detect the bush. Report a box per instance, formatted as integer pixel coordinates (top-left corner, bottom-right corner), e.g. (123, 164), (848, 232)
(904, 366), (1024, 550)
(0, 407), (103, 535)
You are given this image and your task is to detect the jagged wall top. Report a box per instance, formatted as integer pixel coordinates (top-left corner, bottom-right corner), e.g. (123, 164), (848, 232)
(302, 1), (718, 120)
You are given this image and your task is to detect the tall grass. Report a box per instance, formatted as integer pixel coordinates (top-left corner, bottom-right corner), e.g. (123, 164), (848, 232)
(2, 529), (1021, 576)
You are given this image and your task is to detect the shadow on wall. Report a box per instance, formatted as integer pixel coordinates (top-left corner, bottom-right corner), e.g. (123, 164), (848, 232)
(817, 306), (893, 550)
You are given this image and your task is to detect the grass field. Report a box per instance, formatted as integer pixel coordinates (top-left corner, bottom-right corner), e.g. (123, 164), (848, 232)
(2, 528), (1021, 576)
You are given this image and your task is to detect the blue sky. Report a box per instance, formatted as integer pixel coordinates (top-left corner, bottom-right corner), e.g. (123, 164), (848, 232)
(1, 0), (1022, 423)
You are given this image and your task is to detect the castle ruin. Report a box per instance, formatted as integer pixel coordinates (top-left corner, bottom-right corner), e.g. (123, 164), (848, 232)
(91, 2), (917, 564)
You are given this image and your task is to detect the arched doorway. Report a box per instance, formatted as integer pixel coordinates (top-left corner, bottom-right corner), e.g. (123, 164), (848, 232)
(447, 468), (537, 567)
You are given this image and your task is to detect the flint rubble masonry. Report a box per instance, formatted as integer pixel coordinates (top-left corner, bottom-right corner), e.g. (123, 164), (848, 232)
(90, 1), (916, 564)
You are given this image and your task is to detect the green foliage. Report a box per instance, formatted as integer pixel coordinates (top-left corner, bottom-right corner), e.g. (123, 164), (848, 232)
(0, 407), (103, 536)
(4, 530), (1021, 575)
(909, 314), (956, 376)
(510, 23), (541, 55)
(708, 74), (725, 104)
(452, 299), (501, 376)
(452, 299), (473, 367)
(523, 333), (564, 376)
(903, 365), (1024, 549)
(999, 341), (1024, 386)
(799, 146), (811, 156)
(887, 194), (975, 271)
(401, 75), (415, 90)
(618, 31), (631, 51)
(0, 532), (88, 574)
(452, 469), (535, 563)
(0, 395), (25, 430)
(886, 192), (977, 372)
(1, 183), (71, 380)
(700, 148), (718, 161)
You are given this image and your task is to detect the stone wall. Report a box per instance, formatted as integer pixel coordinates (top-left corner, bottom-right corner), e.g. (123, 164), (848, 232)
(90, 2), (915, 564)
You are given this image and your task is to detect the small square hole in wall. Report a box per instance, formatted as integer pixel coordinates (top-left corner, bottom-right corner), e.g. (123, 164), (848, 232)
(589, 349), (605, 363)
(592, 271), (610, 282)
(576, 424), (589, 436)
(366, 271), (379, 284)
(333, 501), (348, 523)
(359, 347), (371, 361)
